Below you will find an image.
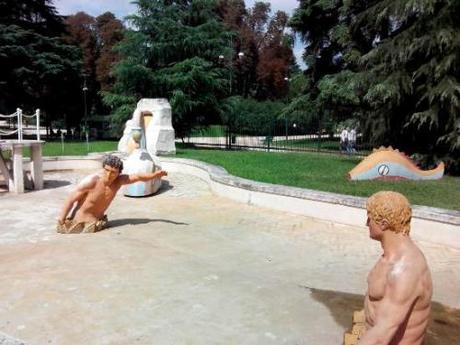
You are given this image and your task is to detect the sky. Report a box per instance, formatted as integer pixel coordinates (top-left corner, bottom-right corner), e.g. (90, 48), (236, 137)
(53, 0), (304, 68)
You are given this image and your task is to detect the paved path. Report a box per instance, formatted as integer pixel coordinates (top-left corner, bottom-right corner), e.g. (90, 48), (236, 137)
(0, 171), (459, 344)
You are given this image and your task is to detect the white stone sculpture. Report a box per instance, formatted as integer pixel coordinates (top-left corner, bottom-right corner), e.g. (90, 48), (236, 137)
(118, 98), (176, 156)
(117, 119), (134, 153)
(123, 127), (162, 197)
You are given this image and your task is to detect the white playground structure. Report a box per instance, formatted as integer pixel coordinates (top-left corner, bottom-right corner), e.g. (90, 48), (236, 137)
(0, 108), (44, 193)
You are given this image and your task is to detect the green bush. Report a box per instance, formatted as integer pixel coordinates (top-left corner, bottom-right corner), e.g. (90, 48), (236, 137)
(221, 96), (285, 136)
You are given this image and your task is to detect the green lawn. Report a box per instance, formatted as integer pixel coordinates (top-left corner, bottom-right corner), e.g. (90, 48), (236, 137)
(2, 141), (118, 159)
(27, 140), (118, 157)
(274, 139), (342, 151)
(172, 146), (460, 211)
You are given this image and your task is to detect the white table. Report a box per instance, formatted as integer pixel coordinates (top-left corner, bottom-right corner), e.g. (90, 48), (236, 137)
(0, 140), (45, 193)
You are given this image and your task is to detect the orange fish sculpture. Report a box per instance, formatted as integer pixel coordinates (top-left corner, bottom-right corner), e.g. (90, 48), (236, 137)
(348, 147), (444, 181)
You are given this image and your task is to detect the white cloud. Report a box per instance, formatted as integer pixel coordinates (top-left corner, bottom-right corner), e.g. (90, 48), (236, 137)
(244, 0), (299, 14)
(54, 0), (136, 19)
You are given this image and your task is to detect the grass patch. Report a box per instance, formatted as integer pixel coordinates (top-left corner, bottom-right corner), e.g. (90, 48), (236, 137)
(189, 125), (226, 137)
(172, 146), (460, 211)
(274, 139), (342, 151)
(21, 141), (118, 157)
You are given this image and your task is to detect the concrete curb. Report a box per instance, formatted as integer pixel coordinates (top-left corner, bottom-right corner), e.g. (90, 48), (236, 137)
(15, 154), (459, 249)
(159, 158), (460, 226)
(159, 157), (460, 249)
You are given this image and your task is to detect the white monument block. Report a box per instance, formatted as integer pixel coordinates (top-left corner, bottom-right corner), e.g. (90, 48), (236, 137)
(118, 99), (176, 156)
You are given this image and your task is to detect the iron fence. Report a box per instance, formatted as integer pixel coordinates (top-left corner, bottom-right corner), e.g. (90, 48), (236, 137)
(182, 120), (373, 156)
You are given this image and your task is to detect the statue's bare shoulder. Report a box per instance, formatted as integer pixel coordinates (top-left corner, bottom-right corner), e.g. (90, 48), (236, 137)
(385, 257), (419, 303)
(75, 173), (101, 192)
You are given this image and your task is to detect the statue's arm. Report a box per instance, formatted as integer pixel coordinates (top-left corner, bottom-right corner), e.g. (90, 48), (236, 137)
(358, 269), (418, 345)
(118, 170), (167, 185)
(57, 174), (97, 223)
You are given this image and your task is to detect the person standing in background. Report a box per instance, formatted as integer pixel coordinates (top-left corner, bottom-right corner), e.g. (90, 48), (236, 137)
(340, 127), (349, 153)
(348, 128), (357, 153)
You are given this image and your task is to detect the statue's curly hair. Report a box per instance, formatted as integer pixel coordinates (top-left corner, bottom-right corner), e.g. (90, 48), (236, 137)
(102, 155), (123, 172)
(367, 191), (412, 235)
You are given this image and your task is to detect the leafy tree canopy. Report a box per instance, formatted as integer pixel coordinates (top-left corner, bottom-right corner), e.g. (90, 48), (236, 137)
(289, 0), (460, 173)
(0, 0), (82, 129)
(64, 11), (125, 117)
(218, 0), (295, 99)
(221, 96), (285, 135)
(105, 0), (231, 137)
(0, 0), (64, 36)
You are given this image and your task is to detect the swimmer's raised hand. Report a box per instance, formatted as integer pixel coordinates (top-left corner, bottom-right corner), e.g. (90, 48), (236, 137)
(156, 170), (168, 178)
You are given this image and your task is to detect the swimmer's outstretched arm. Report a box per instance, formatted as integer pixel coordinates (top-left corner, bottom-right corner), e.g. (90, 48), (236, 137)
(57, 174), (98, 223)
(118, 170), (168, 185)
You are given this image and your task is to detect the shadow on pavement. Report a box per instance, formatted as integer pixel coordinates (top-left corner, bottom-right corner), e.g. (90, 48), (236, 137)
(44, 179), (72, 189)
(304, 286), (460, 345)
(108, 218), (189, 229)
(155, 180), (173, 195)
(0, 179), (71, 195)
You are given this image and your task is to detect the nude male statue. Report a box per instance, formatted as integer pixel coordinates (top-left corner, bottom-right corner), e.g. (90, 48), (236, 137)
(57, 154), (167, 234)
(358, 191), (432, 345)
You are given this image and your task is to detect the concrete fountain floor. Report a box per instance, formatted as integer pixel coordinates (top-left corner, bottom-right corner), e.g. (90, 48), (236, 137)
(0, 170), (459, 345)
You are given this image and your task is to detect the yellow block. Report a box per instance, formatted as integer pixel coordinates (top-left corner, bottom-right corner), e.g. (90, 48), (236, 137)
(353, 310), (365, 323)
(343, 332), (359, 345)
(352, 323), (366, 337)
(143, 113), (153, 130)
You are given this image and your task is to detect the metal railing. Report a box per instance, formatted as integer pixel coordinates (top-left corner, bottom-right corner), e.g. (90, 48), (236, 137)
(0, 108), (41, 141)
(182, 122), (372, 156)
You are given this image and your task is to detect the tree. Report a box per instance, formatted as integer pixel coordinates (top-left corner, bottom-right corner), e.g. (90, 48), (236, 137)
(256, 10), (295, 99)
(105, 0), (230, 138)
(341, 0), (460, 172)
(64, 12), (97, 77)
(0, 0), (65, 37)
(221, 96), (284, 135)
(289, 0), (344, 83)
(0, 0), (82, 132)
(64, 11), (125, 118)
(64, 12), (98, 119)
(290, 0), (460, 173)
(280, 72), (318, 130)
(286, 0), (347, 137)
(217, 1), (295, 99)
(95, 12), (124, 92)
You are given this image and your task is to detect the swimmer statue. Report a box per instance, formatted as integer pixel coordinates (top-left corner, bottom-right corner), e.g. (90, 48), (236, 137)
(57, 155), (167, 234)
(357, 191), (432, 345)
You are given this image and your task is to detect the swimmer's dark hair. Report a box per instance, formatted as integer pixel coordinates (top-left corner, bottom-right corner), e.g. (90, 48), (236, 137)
(102, 155), (123, 172)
